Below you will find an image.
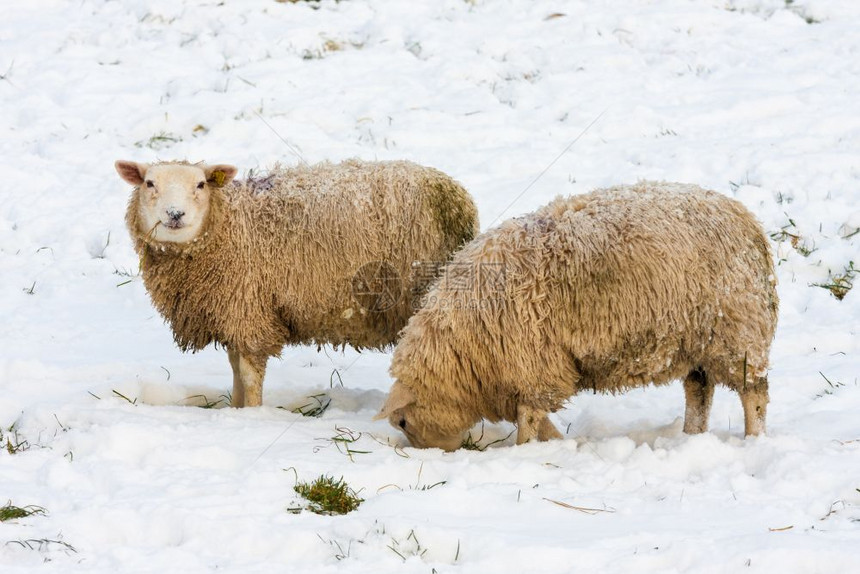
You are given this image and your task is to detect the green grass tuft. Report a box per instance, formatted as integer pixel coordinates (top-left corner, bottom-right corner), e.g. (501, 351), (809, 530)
(292, 475), (363, 515)
(770, 218), (816, 257)
(134, 130), (182, 150)
(0, 502), (46, 522)
(813, 261), (856, 301)
(3, 424), (30, 455)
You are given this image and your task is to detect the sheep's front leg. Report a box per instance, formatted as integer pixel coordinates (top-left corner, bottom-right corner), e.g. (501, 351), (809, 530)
(227, 348), (268, 407)
(516, 405), (550, 444)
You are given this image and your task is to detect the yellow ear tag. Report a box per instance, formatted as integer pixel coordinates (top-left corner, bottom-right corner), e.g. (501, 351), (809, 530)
(212, 170), (225, 187)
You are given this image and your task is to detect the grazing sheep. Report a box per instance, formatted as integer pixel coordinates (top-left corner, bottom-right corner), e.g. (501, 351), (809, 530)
(376, 181), (779, 450)
(115, 159), (478, 407)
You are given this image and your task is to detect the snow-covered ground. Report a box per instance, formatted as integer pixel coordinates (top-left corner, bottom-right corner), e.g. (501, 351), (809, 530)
(1, 0), (859, 571)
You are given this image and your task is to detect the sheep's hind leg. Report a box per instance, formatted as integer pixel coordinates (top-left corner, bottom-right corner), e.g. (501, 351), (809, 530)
(227, 347), (244, 407)
(683, 367), (714, 434)
(740, 376), (768, 437)
(538, 415), (563, 441)
(516, 405), (551, 444)
(227, 348), (268, 407)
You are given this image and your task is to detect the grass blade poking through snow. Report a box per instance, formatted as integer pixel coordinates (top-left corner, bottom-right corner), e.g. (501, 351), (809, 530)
(286, 393), (331, 417)
(181, 394), (231, 409)
(542, 498), (616, 515)
(461, 423), (515, 451)
(111, 389), (138, 405)
(6, 537), (77, 554)
(314, 427), (371, 461)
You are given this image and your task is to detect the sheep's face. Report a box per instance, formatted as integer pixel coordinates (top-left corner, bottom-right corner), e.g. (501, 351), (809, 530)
(374, 382), (465, 452)
(115, 161), (237, 244)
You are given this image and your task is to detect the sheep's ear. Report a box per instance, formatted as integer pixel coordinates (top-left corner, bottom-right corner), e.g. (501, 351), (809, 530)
(373, 383), (416, 421)
(204, 164), (238, 187)
(115, 160), (147, 186)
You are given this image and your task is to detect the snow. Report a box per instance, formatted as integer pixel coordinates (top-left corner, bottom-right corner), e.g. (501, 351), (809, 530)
(1, 0), (859, 571)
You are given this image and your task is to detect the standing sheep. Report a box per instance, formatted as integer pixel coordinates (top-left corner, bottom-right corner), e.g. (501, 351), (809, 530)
(376, 181), (779, 450)
(115, 159), (478, 407)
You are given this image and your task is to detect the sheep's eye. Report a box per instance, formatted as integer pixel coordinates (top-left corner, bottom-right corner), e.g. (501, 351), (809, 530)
(145, 180), (154, 188)
(398, 418), (407, 429)
(196, 181), (205, 190)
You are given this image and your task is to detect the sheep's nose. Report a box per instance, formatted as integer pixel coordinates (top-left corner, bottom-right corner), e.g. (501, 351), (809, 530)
(166, 208), (185, 221)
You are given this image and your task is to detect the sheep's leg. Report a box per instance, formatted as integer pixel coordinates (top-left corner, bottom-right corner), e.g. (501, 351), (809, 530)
(227, 348), (268, 407)
(537, 415), (563, 441)
(227, 347), (244, 407)
(683, 368), (714, 434)
(516, 405), (548, 444)
(739, 376), (768, 437)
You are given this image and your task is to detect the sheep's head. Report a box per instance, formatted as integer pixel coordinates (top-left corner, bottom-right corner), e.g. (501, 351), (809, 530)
(115, 160), (237, 244)
(374, 382), (466, 452)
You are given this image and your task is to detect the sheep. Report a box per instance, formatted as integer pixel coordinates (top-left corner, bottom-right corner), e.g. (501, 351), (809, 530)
(115, 159), (479, 407)
(376, 181), (779, 451)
